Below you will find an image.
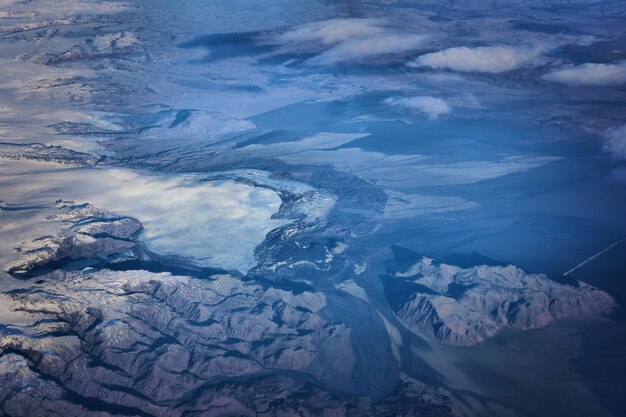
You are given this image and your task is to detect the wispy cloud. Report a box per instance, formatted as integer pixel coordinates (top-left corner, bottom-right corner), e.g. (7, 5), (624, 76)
(604, 124), (626, 161)
(543, 61), (626, 86)
(384, 96), (451, 119)
(277, 19), (427, 65)
(277, 18), (385, 45)
(409, 45), (544, 73)
(309, 34), (427, 65)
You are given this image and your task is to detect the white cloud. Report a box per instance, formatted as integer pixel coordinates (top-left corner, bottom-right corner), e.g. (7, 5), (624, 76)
(604, 124), (626, 160)
(409, 46), (543, 73)
(384, 96), (451, 119)
(308, 34), (427, 65)
(543, 61), (626, 86)
(277, 18), (427, 65)
(383, 190), (477, 219)
(277, 18), (385, 45)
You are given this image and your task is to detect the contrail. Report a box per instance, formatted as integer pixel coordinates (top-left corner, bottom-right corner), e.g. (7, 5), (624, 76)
(563, 238), (626, 276)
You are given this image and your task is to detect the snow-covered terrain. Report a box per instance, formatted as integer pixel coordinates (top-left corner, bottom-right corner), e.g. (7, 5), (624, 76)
(1, 0), (625, 416)
(385, 251), (615, 346)
(0, 160), (292, 272)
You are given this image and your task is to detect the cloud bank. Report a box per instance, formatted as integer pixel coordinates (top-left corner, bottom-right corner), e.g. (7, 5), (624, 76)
(384, 96), (451, 119)
(543, 61), (626, 86)
(604, 124), (626, 161)
(409, 46), (543, 73)
(277, 19), (427, 65)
